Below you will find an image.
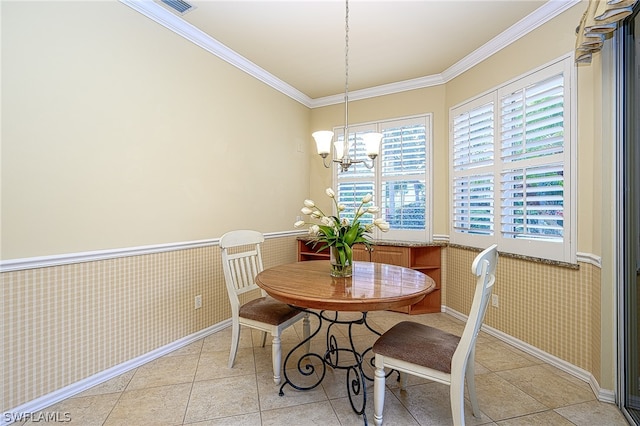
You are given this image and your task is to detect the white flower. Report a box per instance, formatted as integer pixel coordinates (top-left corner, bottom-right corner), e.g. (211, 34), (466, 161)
(304, 199), (315, 208)
(301, 207), (313, 215)
(341, 217), (350, 226)
(309, 224), (320, 235)
(311, 210), (323, 219)
(374, 218), (390, 232)
(338, 204), (346, 211)
(325, 188), (335, 198)
(294, 220), (305, 228)
(321, 216), (333, 226)
(367, 206), (380, 213)
(362, 193), (372, 203)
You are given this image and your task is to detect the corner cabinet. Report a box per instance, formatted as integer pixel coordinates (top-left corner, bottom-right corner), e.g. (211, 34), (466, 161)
(297, 239), (442, 314)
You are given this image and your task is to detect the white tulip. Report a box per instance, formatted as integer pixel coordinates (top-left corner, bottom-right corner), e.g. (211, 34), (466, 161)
(304, 199), (315, 208)
(301, 207), (313, 215)
(362, 193), (372, 203)
(325, 188), (335, 198)
(294, 220), (305, 228)
(367, 206), (380, 213)
(321, 216), (333, 226)
(309, 224), (320, 235)
(311, 210), (322, 219)
(374, 218), (390, 232)
(338, 204), (346, 211)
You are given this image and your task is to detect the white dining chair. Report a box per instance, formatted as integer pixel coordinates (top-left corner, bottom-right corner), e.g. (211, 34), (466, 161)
(220, 230), (309, 385)
(372, 244), (498, 426)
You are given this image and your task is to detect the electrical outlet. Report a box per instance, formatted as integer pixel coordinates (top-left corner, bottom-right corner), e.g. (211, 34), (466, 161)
(491, 294), (499, 308)
(195, 295), (202, 310)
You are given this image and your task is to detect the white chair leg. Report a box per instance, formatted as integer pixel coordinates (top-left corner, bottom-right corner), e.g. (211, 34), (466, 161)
(271, 334), (282, 385)
(466, 350), (481, 418)
(302, 313), (311, 352)
(373, 354), (386, 426)
(228, 320), (241, 368)
(450, 370), (466, 426)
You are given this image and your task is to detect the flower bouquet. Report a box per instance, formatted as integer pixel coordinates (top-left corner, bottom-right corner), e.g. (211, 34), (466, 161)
(295, 188), (389, 277)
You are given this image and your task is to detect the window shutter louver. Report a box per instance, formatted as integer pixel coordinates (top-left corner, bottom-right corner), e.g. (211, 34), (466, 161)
(453, 103), (494, 171)
(381, 125), (427, 176)
(453, 174), (494, 235)
(501, 74), (564, 162)
(501, 164), (564, 240)
(337, 182), (376, 224)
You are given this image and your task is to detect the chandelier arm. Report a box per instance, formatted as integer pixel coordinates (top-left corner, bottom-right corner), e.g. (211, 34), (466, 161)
(321, 155), (332, 169)
(362, 159), (375, 169)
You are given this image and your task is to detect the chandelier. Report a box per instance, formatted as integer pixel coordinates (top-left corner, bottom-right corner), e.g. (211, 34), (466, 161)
(312, 0), (382, 172)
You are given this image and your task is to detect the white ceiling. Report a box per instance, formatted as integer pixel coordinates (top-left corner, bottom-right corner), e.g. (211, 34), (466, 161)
(124, 0), (582, 106)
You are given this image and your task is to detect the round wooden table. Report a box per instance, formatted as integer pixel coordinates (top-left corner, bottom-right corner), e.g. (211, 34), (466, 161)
(255, 260), (435, 425)
(255, 260), (435, 311)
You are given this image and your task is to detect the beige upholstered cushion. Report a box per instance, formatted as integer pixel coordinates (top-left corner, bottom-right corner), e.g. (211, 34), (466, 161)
(239, 297), (301, 325)
(372, 321), (460, 374)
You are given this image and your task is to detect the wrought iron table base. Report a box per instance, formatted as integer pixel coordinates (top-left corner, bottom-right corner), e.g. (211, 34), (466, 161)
(278, 309), (395, 425)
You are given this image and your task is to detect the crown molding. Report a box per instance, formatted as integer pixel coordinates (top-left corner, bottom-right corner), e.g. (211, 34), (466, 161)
(120, 0), (581, 109)
(309, 74), (445, 108)
(119, 0), (314, 107)
(441, 0), (581, 83)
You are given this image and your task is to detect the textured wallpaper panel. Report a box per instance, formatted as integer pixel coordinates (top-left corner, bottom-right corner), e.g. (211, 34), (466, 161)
(1, 235), (298, 412)
(445, 246), (599, 374)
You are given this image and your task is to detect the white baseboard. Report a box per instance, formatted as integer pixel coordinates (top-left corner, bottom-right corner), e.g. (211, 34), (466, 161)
(1, 320), (231, 426)
(443, 306), (615, 404)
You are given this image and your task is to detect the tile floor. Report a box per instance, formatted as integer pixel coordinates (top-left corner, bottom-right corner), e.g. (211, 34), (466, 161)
(21, 311), (629, 425)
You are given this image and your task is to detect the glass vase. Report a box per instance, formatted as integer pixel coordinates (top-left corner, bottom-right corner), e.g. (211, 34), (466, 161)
(330, 245), (353, 278)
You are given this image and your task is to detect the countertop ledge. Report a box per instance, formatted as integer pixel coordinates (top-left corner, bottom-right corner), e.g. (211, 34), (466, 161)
(297, 236), (445, 248)
(297, 237), (579, 270)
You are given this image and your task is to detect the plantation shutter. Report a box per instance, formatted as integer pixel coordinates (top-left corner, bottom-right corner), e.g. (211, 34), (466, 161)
(449, 57), (573, 262)
(451, 97), (495, 238)
(499, 72), (565, 243)
(380, 120), (427, 231)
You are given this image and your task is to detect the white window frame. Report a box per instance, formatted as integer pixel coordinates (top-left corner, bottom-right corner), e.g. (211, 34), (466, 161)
(449, 55), (576, 263)
(332, 114), (433, 242)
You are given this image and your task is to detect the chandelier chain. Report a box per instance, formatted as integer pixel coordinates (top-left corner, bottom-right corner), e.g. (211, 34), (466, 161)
(344, 0), (350, 152)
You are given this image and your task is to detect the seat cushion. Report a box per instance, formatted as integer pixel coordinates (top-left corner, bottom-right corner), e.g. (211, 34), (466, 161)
(239, 296), (301, 325)
(372, 321), (460, 373)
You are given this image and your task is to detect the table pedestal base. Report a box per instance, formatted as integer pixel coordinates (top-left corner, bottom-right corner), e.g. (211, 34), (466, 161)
(278, 310), (396, 425)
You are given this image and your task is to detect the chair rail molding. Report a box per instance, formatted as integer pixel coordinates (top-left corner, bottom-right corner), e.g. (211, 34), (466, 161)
(0, 231), (307, 273)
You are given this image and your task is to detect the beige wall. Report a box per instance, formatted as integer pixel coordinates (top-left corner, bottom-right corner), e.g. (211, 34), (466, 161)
(1, 1), (310, 260)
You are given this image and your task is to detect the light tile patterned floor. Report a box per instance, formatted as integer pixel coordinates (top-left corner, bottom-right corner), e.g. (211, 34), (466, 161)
(21, 312), (628, 425)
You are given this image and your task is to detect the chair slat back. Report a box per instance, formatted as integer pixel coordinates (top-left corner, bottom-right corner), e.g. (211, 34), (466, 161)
(452, 244), (498, 368)
(220, 230), (265, 307)
(226, 248), (262, 294)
